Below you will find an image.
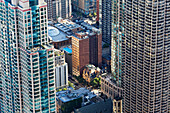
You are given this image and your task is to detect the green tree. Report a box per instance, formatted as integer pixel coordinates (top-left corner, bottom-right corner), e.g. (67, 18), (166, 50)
(93, 12), (97, 16)
(68, 81), (74, 88)
(58, 89), (62, 92)
(89, 13), (93, 18)
(63, 88), (67, 91)
(90, 77), (101, 88)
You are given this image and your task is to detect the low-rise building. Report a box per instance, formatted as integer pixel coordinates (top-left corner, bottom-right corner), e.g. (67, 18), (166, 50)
(101, 73), (123, 99)
(102, 54), (111, 72)
(56, 88), (96, 113)
(61, 46), (72, 74)
(82, 64), (100, 83)
(100, 73), (123, 113)
(74, 98), (113, 113)
(56, 88), (113, 113)
(48, 26), (71, 49)
(72, 22), (102, 76)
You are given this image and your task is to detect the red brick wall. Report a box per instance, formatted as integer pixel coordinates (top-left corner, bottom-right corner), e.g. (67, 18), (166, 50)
(97, 34), (102, 67)
(79, 38), (89, 75)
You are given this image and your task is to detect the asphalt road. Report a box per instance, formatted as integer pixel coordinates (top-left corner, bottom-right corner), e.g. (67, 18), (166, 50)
(68, 75), (83, 89)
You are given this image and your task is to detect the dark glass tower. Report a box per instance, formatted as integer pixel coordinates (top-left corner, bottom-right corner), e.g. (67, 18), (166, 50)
(122, 0), (170, 112)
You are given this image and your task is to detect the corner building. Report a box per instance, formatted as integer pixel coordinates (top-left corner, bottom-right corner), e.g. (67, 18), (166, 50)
(122, 0), (170, 112)
(0, 0), (57, 112)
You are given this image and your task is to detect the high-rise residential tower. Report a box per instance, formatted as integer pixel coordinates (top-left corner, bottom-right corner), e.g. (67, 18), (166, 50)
(45, 0), (72, 21)
(122, 0), (170, 112)
(101, 0), (112, 44)
(0, 0), (62, 112)
(111, 0), (124, 84)
(72, 0), (96, 15)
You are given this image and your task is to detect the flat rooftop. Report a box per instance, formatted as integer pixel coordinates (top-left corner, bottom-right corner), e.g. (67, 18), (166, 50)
(56, 88), (96, 103)
(63, 47), (72, 53)
(48, 26), (69, 42)
(101, 73), (122, 88)
(54, 19), (82, 33)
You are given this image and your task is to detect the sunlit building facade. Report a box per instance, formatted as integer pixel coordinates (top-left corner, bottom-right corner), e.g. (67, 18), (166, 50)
(111, 0), (124, 84)
(45, 0), (71, 20)
(0, 0), (58, 112)
(122, 0), (170, 112)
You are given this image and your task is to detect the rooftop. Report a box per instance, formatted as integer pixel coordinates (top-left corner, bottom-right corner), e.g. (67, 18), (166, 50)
(55, 19), (82, 33)
(56, 88), (96, 103)
(85, 64), (100, 73)
(101, 73), (122, 88)
(63, 47), (72, 53)
(48, 26), (69, 42)
(51, 18), (101, 41)
(60, 45), (72, 53)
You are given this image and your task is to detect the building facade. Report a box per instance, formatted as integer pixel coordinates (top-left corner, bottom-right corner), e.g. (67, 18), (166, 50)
(113, 98), (122, 113)
(45, 0), (72, 21)
(101, 0), (112, 44)
(0, 0), (61, 112)
(122, 0), (170, 112)
(55, 51), (68, 89)
(72, 35), (90, 76)
(101, 74), (123, 99)
(111, 0), (124, 84)
(72, 22), (102, 76)
(59, 0), (72, 19)
(72, 0), (96, 15)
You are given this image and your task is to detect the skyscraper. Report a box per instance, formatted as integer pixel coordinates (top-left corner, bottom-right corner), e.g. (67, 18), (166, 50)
(111, 0), (124, 84)
(45, 0), (72, 21)
(101, 0), (112, 44)
(0, 0), (59, 112)
(122, 0), (169, 112)
(72, 0), (96, 15)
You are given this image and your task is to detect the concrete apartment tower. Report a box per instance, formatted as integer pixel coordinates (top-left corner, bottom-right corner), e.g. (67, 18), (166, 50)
(45, 0), (72, 20)
(101, 0), (112, 44)
(0, 0), (65, 112)
(122, 0), (170, 112)
(72, 0), (96, 15)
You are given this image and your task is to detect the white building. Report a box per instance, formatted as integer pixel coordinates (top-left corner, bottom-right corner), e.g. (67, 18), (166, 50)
(55, 51), (68, 89)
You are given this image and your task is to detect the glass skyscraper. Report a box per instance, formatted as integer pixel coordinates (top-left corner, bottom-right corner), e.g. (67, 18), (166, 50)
(111, 0), (124, 84)
(0, 0), (57, 112)
(122, 0), (169, 112)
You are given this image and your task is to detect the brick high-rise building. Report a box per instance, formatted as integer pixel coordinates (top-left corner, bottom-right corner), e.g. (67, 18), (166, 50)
(72, 22), (102, 76)
(54, 19), (102, 76)
(72, 35), (90, 76)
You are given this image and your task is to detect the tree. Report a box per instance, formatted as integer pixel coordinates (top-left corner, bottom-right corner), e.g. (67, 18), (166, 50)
(68, 81), (74, 88)
(57, 89), (62, 92)
(89, 13), (93, 18)
(93, 12), (97, 16)
(90, 77), (101, 88)
(63, 88), (67, 91)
